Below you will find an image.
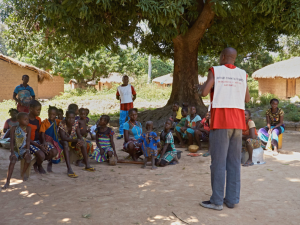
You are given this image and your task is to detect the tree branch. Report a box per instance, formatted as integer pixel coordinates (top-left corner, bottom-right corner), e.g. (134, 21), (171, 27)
(186, 0), (215, 43)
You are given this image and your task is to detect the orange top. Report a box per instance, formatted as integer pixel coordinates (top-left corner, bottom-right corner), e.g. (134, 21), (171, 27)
(242, 119), (258, 136)
(27, 117), (42, 141)
(209, 64), (247, 130)
(40, 118), (61, 133)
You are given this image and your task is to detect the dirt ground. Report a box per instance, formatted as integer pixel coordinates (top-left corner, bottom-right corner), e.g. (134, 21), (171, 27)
(1, 130), (300, 225)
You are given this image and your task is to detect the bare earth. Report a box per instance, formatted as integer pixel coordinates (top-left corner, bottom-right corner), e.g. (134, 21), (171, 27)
(1, 130), (300, 225)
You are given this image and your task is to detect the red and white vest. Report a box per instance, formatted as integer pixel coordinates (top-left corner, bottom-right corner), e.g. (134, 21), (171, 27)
(212, 65), (247, 110)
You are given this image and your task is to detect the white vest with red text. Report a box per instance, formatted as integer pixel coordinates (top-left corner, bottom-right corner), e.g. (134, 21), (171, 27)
(117, 84), (133, 104)
(212, 65), (247, 110)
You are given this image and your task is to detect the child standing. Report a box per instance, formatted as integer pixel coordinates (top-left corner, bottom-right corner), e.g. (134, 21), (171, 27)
(156, 119), (179, 167)
(40, 106), (63, 165)
(91, 115), (117, 165)
(28, 100), (57, 174)
(3, 109), (19, 134)
(2, 113), (32, 189)
(138, 121), (160, 170)
(116, 75), (136, 139)
(13, 75), (35, 113)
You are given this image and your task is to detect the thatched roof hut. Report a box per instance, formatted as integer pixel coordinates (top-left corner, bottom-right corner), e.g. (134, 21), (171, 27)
(252, 57), (300, 98)
(0, 54), (52, 83)
(69, 73), (135, 91)
(152, 73), (207, 87)
(0, 54), (64, 101)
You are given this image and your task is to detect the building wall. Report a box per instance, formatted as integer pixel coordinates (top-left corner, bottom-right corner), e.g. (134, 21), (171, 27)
(258, 78), (287, 99)
(258, 78), (300, 98)
(0, 60), (39, 101)
(38, 76), (64, 99)
(296, 79), (300, 95)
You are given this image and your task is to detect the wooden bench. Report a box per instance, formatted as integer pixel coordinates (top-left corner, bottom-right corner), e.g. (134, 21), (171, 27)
(20, 157), (36, 178)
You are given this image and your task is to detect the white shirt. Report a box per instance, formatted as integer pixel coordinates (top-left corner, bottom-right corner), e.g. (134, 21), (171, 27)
(117, 84), (133, 104)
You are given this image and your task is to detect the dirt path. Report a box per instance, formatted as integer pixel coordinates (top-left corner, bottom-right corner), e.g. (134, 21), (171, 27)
(1, 131), (300, 225)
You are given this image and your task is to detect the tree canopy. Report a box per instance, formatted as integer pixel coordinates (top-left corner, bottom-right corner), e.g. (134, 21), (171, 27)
(1, 0), (300, 111)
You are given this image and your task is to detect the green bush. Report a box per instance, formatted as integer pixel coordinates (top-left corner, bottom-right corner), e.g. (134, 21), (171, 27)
(259, 93), (278, 106)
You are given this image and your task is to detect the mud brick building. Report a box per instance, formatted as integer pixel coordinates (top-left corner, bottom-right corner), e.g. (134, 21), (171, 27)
(0, 54), (64, 101)
(253, 57), (300, 99)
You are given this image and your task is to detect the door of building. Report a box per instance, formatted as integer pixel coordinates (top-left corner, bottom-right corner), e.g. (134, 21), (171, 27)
(286, 79), (296, 98)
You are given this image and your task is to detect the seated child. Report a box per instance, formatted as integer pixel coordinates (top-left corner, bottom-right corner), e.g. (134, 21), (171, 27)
(242, 110), (261, 166)
(91, 115), (117, 165)
(68, 104), (79, 117)
(28, 100), (57, 174)
(3, 108), (19, 134)
(175, 107), (188, 137)
(171, 102), (182, 123)
(138, 121), (160, 170)
(77, 108), (94, 156)
(175, 106), (201, 149)
(156, 119), (179, 167)
(2, 112), (31, 189)
(57, 109), (64, 120)
(58, 110), (95, 178)
(40, 106), (63, 165)
(195, 112), (210, 156)
(85, 108), (90, 123)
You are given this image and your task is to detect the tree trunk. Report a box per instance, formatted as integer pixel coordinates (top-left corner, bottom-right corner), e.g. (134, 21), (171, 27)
(147, 54), (152, 84)
(167, 37), (207, 117)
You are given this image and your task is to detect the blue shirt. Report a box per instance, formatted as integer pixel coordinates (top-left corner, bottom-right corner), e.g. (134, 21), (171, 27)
(138, 132), (160, 152)
(14, 84), (35, 96)
(123, 121), (142, 140)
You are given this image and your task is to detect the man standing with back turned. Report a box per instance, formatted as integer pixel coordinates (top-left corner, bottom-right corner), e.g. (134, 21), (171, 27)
(198, 47), (250, 210)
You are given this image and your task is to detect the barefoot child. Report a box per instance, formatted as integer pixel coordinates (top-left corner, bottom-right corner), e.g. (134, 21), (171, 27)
(156, 119), (179, 167)
(139, 121), (160, 170)
(28, 100), (57, 174)
(242, 110), (261, 166)
(77, 108), (94, 156)
(2, 113), (31, 189)
(195, 111), (211, 152)
(40, 106), (64, 165)
(91, 115), (117, 165)
(59, 110), (95, 178)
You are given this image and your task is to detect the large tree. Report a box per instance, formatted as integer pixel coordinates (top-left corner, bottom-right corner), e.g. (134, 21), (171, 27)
(1, 0), (300, 115)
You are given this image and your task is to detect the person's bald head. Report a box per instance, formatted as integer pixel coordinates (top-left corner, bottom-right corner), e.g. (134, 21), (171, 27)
(219, 47), (237, 65)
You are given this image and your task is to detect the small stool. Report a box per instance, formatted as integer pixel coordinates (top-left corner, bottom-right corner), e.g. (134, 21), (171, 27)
(278, 133), (283, 149)
(20, 157), (36, 178)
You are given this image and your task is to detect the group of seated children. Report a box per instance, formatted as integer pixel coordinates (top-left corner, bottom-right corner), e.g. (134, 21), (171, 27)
(172, 103), (211, 156)
(2, 101), (119, 189)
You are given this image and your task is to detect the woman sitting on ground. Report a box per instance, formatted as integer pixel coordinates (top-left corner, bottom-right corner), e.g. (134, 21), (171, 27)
(175, 106), (201, 150)
(156, 119), (179, 167)
(242, 110), (261, 166)
(258, 98), (285, 156)
(123, 108), (143, 161)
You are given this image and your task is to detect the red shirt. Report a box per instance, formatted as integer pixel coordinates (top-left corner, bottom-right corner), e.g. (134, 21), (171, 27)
(209, 64), (247, 130)
(116, 85), (136, 111)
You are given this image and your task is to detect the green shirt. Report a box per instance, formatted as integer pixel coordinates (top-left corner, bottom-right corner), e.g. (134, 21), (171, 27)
(176, 117), (187, 128)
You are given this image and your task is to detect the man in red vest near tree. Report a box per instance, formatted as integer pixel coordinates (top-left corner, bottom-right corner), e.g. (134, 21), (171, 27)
(197, 47), (250, 210)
